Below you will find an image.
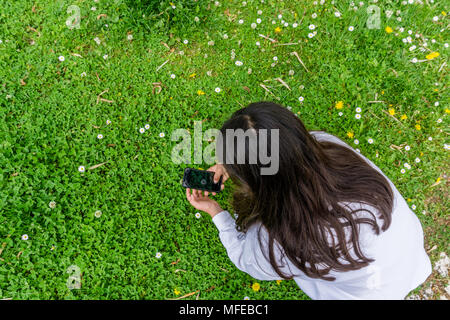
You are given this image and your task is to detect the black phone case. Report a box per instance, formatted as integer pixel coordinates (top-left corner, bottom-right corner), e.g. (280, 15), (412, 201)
(182, 168), (223, 193)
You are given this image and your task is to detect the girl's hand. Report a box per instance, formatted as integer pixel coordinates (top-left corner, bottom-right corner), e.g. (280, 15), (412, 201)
(207, 164), (229, 195)
(186, 188), (223, 218)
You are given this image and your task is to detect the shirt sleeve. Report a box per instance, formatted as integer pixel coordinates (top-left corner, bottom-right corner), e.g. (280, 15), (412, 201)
(212, 210), (285, 281)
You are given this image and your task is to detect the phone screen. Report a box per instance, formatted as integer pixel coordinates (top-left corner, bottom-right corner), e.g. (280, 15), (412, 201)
(182, 168), (222, 193)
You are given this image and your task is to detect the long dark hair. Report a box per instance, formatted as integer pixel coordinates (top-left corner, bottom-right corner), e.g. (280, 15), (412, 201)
(219, 101), (394, 281)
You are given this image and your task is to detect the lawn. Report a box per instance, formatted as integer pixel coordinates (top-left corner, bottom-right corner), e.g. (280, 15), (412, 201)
(0, 0), (448, 300)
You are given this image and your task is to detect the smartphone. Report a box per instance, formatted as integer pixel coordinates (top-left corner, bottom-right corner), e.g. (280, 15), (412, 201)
(182, 168), (222, 193)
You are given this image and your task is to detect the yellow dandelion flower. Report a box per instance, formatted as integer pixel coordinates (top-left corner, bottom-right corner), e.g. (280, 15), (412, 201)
(170, 96), (173, 100)
(420, 152), (424, 156)
(347, 132), (354, 138)
(434, 88), (439, 92)
(442, 11), (447, 16)
(400, 114), (407, 120)
(189, 73), (196, 78)
(275, 27), (281, 33)
(252, 282), (260, 292)
(425, 52), (439, 60)
(415, 124), (421, 130)
(174, 288), (180, 295)
(276, 280), (282, 285)
(385, 26), (393, 34)
(445, 108), (450, 114)
(197, 89), (205, 95)
(335, 101), (344, 110)
(436, 177), (441, 183)
(407, 198), (412, 202)
(381, 90), (385, 95)
(388, 108), (395, 115)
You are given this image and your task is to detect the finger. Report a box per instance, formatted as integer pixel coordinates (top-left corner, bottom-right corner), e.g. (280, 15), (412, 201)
(204, 191), (209, 197)
(186, 188), (192, 201)
(211, 192), (216, 196)
(194, 189), (200, 198)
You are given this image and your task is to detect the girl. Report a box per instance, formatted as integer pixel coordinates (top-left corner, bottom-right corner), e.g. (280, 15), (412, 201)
(185, 101), (432, 300)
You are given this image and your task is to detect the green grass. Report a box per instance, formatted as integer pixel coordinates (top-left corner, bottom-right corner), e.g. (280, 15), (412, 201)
(0, 0), (448, 300)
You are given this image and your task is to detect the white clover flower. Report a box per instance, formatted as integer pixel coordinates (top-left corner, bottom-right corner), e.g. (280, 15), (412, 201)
(288, 70), (294, 76)
(94, 37), (101, 45)
(354, 139), (359, 145)
(195, 212), (201, 219)
(428, 137), (433, 141)
(207, 70), (212, 76)
(21, 234), (29, 241)
(312, 13), (317, 19)
(338, 112), (343, 116)
(257, 10), (262, 15)
(434, 101), (439, 106)
(194, 16), (199, 22)
(445, 43), (449, 48)
(159, 132), (165, 138)
(223, 34), (228, 39)
(81, 72), (87, 77)
(97, 134), (103, 140)
(208, 40), (215, 46)
(235, 60), (243, 66)
(139, 128), (145, 134)
(399, 27), (404, 32)
(58, 56), (65, 62)
(355, 114), (361, 119)
(155, 252), (162, 259)
(127, 34), (133, 41)
(78, 166), (85, 173)
(103, 54), (108, 60)
(106, 119), (111, 125)
(91, 7), (96, 11)
(251, 23), (257, 29)
(368, 138), (374, 144)
(145, 124), (150, 130)
(292, 23), (298, 28)
(94, 210), (102, 218)
(238, 19), (244, 24)
(215, 87), (221, 93)
(49, 201), (56, 209)
(397, 17), (402, 22)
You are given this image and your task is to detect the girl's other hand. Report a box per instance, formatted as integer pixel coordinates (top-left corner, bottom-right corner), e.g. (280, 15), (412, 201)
(207, 164), (229, 195)
(186, 188), (223, 218)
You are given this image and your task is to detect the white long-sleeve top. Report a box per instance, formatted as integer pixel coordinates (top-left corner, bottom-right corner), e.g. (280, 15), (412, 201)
(211, 130), (432, 300)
